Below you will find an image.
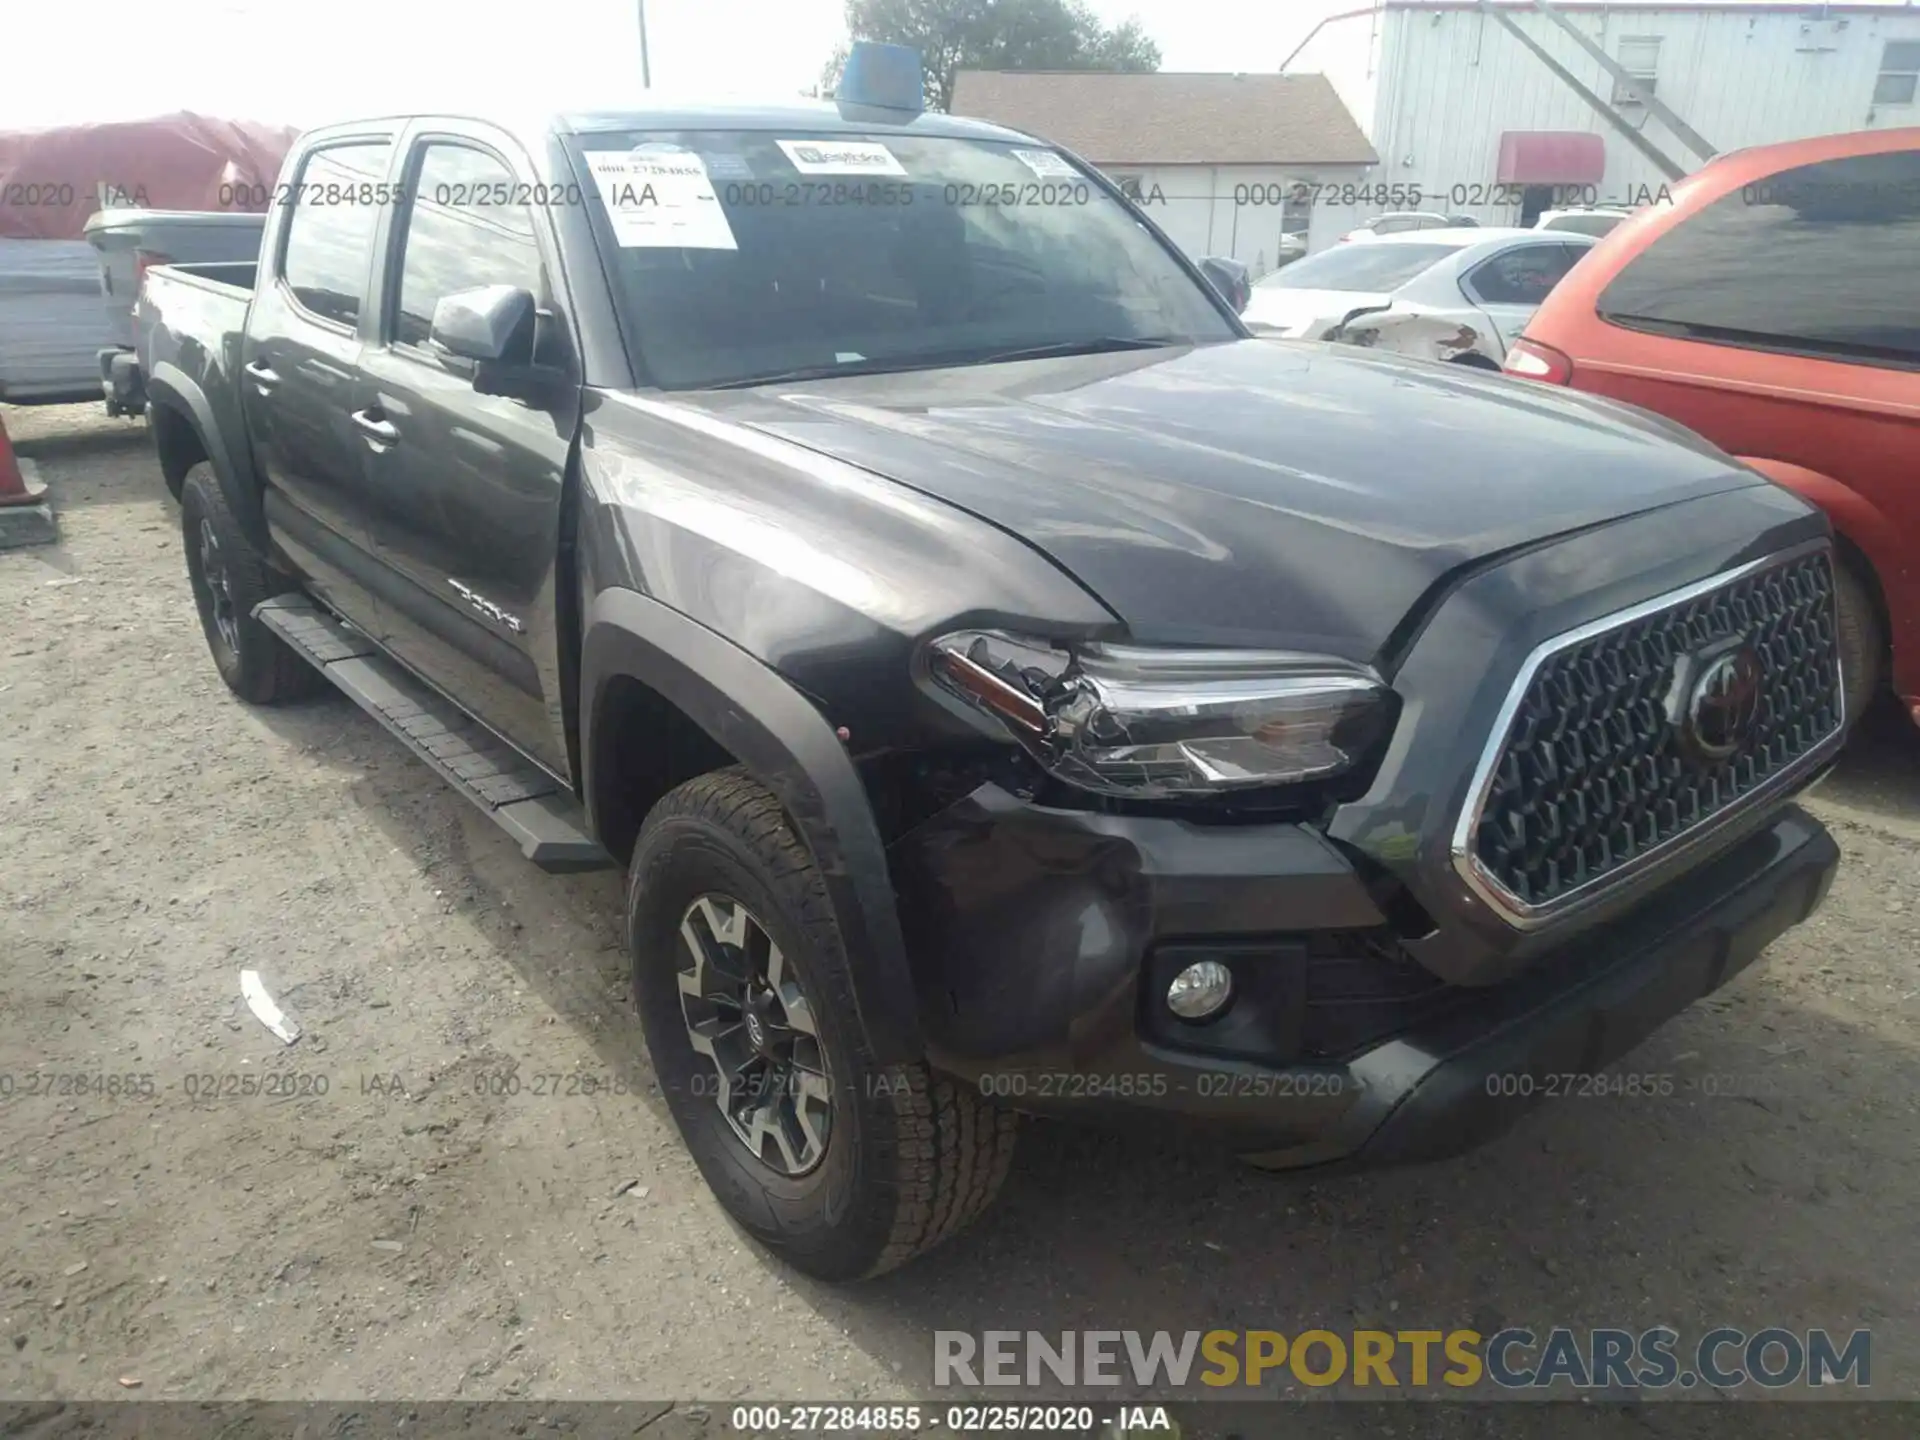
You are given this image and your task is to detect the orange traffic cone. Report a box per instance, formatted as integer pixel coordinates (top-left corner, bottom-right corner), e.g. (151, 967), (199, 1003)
(0, 411), (44, 507)
(0, 409), (57, 549)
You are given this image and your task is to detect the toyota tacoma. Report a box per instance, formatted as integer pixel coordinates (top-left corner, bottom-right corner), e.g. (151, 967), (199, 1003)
(136, 83), (1846, 1281)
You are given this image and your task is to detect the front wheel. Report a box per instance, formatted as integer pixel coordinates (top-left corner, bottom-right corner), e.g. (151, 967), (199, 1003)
(627, 769), (1017, 1281)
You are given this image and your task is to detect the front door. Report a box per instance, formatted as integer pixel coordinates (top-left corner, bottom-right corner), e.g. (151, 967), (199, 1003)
(354, 135), (578, 777)
(242, 136), (396, 630)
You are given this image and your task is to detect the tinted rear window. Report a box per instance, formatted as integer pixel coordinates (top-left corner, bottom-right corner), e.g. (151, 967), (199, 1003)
(279, 141), (393, 326)
(1255, 242), (1462, 293)
(1595, 149), (1920, 366)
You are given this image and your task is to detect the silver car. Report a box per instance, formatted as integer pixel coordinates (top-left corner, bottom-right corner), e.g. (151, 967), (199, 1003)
(1241, 227), (1596, 367)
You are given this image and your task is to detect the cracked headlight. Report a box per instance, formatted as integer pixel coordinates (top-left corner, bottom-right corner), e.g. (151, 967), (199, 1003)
(925, 630), (1393, 799)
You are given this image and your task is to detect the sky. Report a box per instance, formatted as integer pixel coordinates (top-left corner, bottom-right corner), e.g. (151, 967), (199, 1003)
(0, 0), (1360, 128)
(3, 0), (1913, 130)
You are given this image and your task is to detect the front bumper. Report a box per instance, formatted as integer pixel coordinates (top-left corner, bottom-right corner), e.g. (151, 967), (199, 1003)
(891, 792), (1836, 1168)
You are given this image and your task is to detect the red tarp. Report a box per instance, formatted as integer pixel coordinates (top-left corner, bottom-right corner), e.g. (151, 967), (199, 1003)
(0, 112), (299, 241)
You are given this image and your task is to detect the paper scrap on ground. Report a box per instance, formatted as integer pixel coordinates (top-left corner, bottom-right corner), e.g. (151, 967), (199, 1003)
(583, 151), (737, 250)
(1010, 148), (1079, 179)
(775, 139), (906, 177)
(240, 969), (301, 1045)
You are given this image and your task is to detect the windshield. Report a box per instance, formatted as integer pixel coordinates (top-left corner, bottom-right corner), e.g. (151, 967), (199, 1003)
(567, 129), (1238, 388)
(1253, 241), (1464, 293)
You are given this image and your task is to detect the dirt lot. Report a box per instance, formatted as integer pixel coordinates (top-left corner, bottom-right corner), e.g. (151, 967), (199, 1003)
(2, 403), (1918, 1414)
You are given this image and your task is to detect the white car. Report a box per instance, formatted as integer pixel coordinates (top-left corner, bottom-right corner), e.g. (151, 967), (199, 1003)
(1339, 210), (1480, 242)
(1241, 227), (1596, 366)
(1533, 207), (1632, 238)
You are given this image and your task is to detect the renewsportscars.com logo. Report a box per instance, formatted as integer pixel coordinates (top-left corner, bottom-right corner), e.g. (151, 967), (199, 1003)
(934, 1327), (1871, 1391)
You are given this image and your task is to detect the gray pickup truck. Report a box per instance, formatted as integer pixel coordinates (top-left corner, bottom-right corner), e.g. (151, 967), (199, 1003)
(136, 80), (1845, 1281)
(86, 208), (267, 415)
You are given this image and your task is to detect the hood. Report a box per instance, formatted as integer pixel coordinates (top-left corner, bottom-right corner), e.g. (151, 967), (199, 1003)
(1241, 287), (1389, 339)
(676, 340), (1765, 661)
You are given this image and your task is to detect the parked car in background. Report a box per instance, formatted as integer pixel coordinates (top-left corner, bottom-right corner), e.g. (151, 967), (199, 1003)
(1534, 207), (1631, 238)
(1509, 126), (1919, 727)
(85, 209), (268, 415)
(1244, 227), (1594, 366)
(1340, 210), (1480, 242)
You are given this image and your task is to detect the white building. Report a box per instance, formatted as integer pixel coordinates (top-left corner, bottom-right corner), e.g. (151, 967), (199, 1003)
(949, 70), (1379, 270)
(1298, 0), (1920, 227)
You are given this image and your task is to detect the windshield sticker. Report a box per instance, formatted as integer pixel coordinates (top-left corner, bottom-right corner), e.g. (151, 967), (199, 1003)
(1010, 148), (1078, 179)
(775, 139), (907, 177)
(583, 150), (738, 250)
(701, 152), (755, 180)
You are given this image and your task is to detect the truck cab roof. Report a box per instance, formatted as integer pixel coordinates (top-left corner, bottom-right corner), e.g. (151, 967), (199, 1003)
(301, 101), (1043, 158)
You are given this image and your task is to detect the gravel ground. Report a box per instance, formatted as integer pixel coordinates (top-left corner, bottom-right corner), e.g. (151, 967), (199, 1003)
(2, 404), (1918, 1417)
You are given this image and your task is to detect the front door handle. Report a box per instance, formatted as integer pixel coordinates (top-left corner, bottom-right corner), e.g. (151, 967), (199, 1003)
(350, 409), (399, 448)
(243, 360), (279, 392)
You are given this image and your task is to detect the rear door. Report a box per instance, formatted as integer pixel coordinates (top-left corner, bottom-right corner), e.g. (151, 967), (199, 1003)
(241, 133), (395, 629)
(353, 128), (580, 776)
(1459, 240), (1589, 353)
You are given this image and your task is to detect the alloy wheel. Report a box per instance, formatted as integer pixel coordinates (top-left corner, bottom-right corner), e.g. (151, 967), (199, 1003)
(197, 517), (241, 655)
(675, 894), (833, 1176)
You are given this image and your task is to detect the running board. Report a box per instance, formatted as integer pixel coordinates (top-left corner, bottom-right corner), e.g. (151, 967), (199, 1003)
(256, 596), (616, 874)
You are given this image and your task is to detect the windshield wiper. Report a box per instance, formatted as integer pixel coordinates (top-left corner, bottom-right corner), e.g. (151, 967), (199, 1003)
(701, 336), (1186, 391)
(960, 335), (1186, 365)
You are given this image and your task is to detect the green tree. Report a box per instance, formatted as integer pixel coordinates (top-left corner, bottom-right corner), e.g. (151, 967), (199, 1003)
(824, 0), (1161, 113)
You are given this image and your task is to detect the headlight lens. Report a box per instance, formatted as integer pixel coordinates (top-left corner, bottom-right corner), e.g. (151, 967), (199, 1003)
(926, 630), (1392, 799)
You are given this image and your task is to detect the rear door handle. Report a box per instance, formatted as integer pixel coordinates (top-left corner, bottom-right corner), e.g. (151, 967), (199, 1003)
(351, 409), (399, 448)
(243, 360), (279, 392)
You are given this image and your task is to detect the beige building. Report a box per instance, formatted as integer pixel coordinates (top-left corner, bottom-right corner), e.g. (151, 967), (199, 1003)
(951, 70), (1378, 274)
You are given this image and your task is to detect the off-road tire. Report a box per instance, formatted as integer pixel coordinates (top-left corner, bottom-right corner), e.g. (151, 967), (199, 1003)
(1833, 557), (1883, 728)
(180, 463), (325, 705)
(627, 768), (1017, 1281)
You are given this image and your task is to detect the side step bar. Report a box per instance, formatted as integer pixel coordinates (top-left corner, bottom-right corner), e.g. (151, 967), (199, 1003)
(257, 596), (616, 874)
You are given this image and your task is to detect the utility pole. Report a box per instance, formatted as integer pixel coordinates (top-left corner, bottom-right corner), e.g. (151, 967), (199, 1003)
(638, 0), (652, 87)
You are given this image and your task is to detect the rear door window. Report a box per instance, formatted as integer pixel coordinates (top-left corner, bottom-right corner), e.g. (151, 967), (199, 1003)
(1595, 148), (1920, 367)
(1463, 243), (1584, 305)
(278, 141), (394, 327)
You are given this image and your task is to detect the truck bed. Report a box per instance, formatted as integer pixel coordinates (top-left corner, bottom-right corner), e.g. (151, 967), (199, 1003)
(136, 260), (260, 494)
(150, 260), (257, 296)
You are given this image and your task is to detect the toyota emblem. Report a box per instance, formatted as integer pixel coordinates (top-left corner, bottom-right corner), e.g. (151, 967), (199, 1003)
(1686, 646), (1763, 760)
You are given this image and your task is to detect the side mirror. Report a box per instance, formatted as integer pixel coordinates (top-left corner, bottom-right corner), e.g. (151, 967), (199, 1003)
(1198, 255), (1250, 315)
(429, 284), (536, 366)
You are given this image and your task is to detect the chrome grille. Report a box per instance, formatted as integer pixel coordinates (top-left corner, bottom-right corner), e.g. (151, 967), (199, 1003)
(1460, 548), (1842, 923)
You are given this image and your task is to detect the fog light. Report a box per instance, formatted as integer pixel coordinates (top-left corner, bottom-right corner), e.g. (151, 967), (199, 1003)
(1166, 960), (1234, 1021)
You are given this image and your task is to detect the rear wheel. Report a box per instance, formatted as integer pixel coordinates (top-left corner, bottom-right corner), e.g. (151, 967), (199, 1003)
(1833, 557), (1884, 728)
(627, 769), (1017, 1280)
(180, 463), (325, 705)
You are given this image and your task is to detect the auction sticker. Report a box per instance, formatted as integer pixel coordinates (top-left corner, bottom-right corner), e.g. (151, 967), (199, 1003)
(583, 150), (737, 249)
(1011, 148), (1078, 179)
(775, 139), (907, 176)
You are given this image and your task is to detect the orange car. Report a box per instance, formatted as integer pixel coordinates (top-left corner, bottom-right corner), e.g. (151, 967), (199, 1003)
(1509, 127), (1919, 728)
